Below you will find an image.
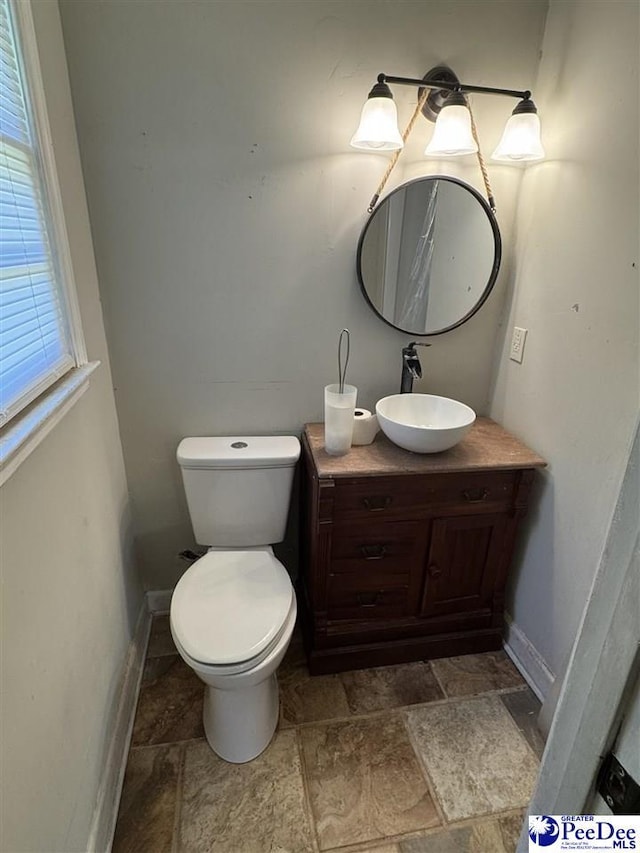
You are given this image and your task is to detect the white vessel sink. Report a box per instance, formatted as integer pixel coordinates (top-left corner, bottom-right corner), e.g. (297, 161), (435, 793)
(375, 394), (476, 454)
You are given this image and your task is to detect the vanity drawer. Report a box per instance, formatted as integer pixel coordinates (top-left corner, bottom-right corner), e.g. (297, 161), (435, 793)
(333, 477), (420, 519)
(327, 572), (410, 621)
(333, 471), (516, 519)
(330, 520), (428, 574)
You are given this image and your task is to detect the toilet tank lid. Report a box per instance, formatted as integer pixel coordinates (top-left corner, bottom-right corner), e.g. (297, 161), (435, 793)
(177, 435), (300, 469)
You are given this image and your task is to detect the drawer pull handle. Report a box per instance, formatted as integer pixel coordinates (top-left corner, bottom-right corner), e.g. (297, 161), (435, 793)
(357, 591), (380, 607)
(463, 488), (490, 503)
(362, 496), (392, 512)
(428, 563), (442, 579)
(360, 544), (387, 560)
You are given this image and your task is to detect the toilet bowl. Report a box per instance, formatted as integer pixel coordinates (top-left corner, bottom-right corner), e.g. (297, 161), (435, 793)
(170, 546), (297, 763)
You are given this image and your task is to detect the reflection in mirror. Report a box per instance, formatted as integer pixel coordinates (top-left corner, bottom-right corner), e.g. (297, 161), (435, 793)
(357, 176), (501, 336)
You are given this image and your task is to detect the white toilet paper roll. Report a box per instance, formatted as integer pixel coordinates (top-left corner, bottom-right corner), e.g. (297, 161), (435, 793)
(352, 408), (379, 445)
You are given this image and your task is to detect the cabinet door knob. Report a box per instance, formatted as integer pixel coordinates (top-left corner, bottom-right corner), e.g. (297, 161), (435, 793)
(462, 487), (489, 503)
(362, 496), (392, 511)
(357, 591), (380, 607)
(360, 544), (387, 560)
(428, 563), (442, 579)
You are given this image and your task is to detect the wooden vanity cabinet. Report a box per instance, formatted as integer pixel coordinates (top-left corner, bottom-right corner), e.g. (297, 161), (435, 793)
(299, 420), (545, 674)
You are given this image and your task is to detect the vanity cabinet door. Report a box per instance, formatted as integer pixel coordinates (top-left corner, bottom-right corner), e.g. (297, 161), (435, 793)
(420, 513), (506, 618)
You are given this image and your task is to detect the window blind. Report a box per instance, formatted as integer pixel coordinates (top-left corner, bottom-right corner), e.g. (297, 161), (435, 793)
(0, 0), (74, 427)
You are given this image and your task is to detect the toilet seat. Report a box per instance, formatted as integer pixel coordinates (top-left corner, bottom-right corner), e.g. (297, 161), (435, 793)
(172, 595), (296, 677)
(170, 549), (294, 668)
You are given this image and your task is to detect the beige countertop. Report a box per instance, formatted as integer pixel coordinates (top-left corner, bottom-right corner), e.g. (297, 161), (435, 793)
(303, 418), (546, 479)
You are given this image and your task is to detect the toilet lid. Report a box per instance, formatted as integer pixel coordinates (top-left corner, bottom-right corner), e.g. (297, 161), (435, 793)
(170, 550), (293, 666)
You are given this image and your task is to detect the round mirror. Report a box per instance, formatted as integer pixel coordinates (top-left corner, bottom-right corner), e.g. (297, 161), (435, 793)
(357, 176), (501, 336)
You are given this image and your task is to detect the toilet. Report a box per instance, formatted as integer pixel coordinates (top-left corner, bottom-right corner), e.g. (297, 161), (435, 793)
(170, 435), (300, 763)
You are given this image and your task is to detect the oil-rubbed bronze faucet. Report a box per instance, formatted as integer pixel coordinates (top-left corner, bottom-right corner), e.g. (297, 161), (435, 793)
(400, 342), (431, 393)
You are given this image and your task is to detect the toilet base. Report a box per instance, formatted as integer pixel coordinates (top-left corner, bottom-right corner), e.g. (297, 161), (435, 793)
(202, 673), (280, 764)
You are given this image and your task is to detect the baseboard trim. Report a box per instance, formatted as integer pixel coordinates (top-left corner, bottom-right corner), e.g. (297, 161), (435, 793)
(86, 602), (151, 852)
(146, 588), (173, 614)
(503, 614), (555, 702)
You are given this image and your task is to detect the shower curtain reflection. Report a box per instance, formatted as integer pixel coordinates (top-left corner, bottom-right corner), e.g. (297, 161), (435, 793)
(395, 182), (438, 330)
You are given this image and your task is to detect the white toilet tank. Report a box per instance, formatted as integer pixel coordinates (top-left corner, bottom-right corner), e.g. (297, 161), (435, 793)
(177, 435), (300, 547)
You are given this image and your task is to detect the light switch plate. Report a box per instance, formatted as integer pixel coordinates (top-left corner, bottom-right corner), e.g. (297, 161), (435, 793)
(510, 326), (528, 363)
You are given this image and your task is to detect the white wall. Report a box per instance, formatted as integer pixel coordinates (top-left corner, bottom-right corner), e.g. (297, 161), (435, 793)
(59, 0), (548, 589)
(490, 0), (639, 684)
(0, 3), (143, 851)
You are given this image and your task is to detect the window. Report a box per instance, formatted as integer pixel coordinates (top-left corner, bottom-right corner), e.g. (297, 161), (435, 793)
(0, 0), (86, 430)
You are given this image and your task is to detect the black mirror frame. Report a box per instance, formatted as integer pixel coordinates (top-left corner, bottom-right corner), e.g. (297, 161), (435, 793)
(356, 175), (502, 337)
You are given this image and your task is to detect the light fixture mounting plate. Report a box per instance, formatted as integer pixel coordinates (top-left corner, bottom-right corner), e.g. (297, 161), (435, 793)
(418, 66), (460, 122)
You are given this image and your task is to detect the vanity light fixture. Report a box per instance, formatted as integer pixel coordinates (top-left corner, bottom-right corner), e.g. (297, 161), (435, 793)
(350, 66), (544, 162)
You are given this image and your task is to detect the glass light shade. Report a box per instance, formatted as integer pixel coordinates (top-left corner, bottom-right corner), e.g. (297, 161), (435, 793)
(492, 112), (544, 161)
(350, 97), (404, 151)
(425, 104), (478, 156)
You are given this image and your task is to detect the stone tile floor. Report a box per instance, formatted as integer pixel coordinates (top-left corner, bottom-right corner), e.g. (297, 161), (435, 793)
(113, 615), (545, 853)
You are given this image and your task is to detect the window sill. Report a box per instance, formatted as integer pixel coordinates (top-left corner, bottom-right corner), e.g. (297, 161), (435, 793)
(0, 361), (100, 487)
